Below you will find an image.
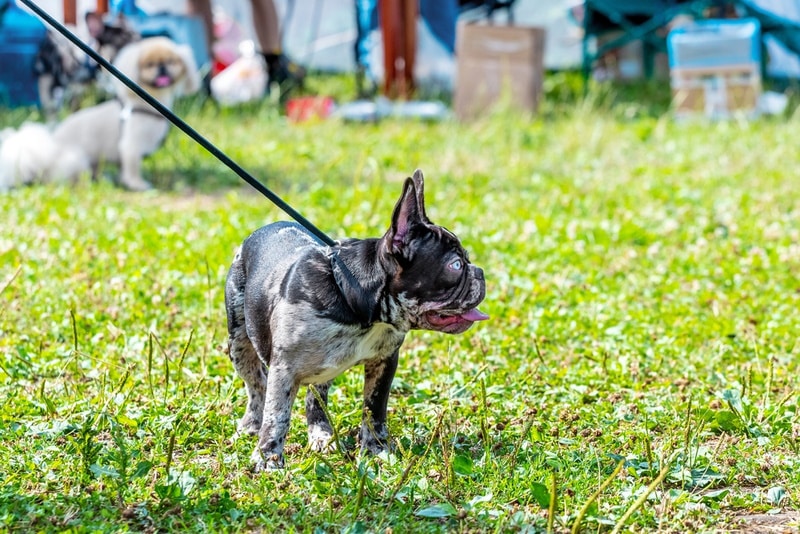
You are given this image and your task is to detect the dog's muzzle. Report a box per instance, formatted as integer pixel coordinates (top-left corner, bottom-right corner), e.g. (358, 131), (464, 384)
(423, 265), (488, 334)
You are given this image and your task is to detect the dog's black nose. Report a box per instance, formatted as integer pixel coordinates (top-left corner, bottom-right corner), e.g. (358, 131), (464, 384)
(471, 265), (484, 281)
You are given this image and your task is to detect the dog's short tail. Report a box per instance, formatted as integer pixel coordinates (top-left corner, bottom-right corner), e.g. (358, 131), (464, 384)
(0, 123), (90, 191)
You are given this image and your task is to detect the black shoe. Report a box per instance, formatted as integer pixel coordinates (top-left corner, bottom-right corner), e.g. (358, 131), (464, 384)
(264, 53), (306, 96)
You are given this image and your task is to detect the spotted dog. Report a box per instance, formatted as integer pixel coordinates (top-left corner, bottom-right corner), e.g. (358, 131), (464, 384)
(225, 170), (488, 471)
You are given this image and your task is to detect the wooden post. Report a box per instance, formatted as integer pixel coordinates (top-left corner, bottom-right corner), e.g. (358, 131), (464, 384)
(63, 0), (77, 24)
(379, 0), (417, 99)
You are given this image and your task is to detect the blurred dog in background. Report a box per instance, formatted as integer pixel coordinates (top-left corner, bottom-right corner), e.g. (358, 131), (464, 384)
(0, 37), (200, 192)
(35, 11), (139, 119)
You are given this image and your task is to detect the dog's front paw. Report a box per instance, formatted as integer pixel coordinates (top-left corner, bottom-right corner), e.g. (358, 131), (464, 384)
(121, 176), (153, 192)
(307, 423), (335, 453)
(360, 435), (392, 456)
(237, 414), (262, 437)
(359, 422), (392, 456)
(251, 448), (284, 471)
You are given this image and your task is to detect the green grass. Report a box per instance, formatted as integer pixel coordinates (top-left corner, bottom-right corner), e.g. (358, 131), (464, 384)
(1, 73), (800, 532)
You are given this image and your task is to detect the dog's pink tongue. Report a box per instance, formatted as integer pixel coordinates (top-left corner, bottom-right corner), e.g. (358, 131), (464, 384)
(461, 308), (489, 322)
(155, 75), (171, 87)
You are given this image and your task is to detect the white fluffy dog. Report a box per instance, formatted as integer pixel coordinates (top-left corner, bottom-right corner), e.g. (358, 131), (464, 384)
(0, 36), (200, 192)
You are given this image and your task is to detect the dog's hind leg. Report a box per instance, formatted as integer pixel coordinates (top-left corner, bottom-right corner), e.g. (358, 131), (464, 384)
(226, 252), (267, 437)
(229, 335), (267, 437)
(305, 381), (334, 452)
(254, 366), (300, 470)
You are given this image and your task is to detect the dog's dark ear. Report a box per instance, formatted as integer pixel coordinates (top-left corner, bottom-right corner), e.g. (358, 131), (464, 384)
(86, 11), (104, 38)
(386, 176), (424, 256)
(411, 169), (430, 223)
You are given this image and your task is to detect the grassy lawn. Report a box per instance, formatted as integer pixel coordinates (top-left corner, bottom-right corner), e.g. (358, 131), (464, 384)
(1, 74), (800, 532)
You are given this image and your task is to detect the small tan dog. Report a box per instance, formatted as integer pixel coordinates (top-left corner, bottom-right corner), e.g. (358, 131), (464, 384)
(0, 36), (200, 191)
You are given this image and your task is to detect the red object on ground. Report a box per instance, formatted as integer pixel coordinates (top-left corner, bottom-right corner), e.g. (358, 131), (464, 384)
(286, 96), (335, 122)
(212, 58), (228, 77)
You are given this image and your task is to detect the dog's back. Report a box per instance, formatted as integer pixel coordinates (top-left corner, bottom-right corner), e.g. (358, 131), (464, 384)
(225, 221), (321, 340)
(242, 222), (320, 285)
(53, 100), (123, 164)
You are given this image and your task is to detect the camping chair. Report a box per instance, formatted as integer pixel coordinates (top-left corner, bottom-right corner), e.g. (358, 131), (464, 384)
(581, 0), (721, 82)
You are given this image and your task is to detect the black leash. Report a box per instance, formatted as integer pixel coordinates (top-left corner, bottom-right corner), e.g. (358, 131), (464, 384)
(18, 0), (335, 247)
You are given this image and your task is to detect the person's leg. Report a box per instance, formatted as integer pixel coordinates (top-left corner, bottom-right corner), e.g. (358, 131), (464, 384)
(250, 0), (305, 91)
(187, 0), (214, 60)
(354, 0), (379, 96)
(250, 0), (281, 53)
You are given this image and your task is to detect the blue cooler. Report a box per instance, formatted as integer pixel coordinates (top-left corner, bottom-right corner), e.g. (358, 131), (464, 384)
(0, 0), (47, 107)
(667, 18), (761, 70)
(667, 19), (762, 119)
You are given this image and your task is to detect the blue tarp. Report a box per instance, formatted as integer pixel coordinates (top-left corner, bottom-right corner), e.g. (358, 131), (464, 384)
(0, 1), (47, 106)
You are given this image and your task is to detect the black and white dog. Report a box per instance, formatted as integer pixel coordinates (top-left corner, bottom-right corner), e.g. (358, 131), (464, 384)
(225, 170), (488, 471)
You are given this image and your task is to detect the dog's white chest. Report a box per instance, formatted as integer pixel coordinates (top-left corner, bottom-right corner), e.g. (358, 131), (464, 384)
(350, 322), (404, 362)
(299, 321), (405, 384)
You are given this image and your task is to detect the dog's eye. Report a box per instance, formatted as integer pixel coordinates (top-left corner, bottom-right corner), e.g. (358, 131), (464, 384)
(449, 259), (463, 271)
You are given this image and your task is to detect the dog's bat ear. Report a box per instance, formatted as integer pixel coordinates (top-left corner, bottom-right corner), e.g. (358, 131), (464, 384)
(386, 176), (424, 257)
(411, 169), (430, 223)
